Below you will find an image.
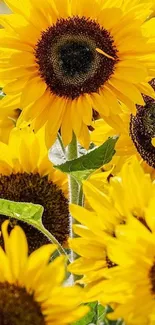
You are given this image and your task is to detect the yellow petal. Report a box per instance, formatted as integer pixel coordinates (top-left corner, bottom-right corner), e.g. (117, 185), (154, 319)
(20, 76), (47, 107)
(61, 103), (73, 147)
(152, 138), (155, 147)
(2, 221), (28, 280)
(109, 78), (144, 105)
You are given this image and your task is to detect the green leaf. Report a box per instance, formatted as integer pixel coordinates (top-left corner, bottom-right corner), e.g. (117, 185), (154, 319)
(0, 198), (43, 223)
(71, 302), (124, 325)
(98, 304), (107, 322)
(72, 302), (98, 325)
(54, 137), (118, 181)
(0, 198), (66, 256)
(69, 169), (94, 182)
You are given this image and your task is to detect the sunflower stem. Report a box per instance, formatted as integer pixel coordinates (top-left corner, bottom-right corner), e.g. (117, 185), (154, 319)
(78, 184), (84, 206)
(36, 222), (68, 257)
(67, 133), (79, 206)
(67, 133), (80, 274)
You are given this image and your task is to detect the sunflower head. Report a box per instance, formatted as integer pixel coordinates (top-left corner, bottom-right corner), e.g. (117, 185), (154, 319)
(0, 0), (155, 148)
(130, 79), (155, 168)
(68, 157), (155, 303)
(35, 16), (118, 100)
(90, 76), (155, 174)
(100, 216), (155, 324)
(0, 283), (45, 325)
(0, 126), (70, 249)
(0, 220), (89, 325)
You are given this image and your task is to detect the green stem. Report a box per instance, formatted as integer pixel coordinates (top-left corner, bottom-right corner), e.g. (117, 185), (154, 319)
(78, 184), (84, 206)
(57, 132), (66, 156)
(67, 133), (79, 206)
(36, 221), (68, 257)
(13, 213), (68, 258)
(69, 176), (79, 205)
(67, 133), (80, 269)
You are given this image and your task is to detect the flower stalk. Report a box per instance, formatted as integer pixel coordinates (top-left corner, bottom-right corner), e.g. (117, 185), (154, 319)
(67, 133), (81, 269)
(67, 133), (79, 207)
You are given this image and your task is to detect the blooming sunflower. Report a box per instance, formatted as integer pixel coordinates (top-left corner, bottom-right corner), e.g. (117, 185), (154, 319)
(0, 220), (88, 325)
(68, 157), (155, 302)
(100, 216), (155, 325)
(0, 126), (70, 252)
(91, 78), (155, 178)
(0, 0), (154, 148)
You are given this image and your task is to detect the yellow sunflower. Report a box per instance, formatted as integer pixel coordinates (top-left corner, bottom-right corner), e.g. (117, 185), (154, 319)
(100, 216), (155, 325)
(0, 126), (69, 251)
(68, 157), (155, 302)
(0, 220), (88, 325)
(0, 0), (154, 148)
(91, 78), (155, 179)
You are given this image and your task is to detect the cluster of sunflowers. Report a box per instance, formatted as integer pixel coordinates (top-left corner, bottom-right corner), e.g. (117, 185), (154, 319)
(1, 0), (155, 324)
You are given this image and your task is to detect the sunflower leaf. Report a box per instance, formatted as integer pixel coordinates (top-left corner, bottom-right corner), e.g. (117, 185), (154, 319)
(0, 198), (43, 222)
(0, 198), (67, 256)
(54, 137), (118, 181)
(72, 303), (123, 325)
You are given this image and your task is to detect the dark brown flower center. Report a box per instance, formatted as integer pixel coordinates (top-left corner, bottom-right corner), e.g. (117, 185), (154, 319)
(149, 263), (155, 294)
(35, 16), (118, 99)
(129, 78), (155, 168)
(0, 173), (70, 251)
(0, 216), (51, 254)
(0, 282), (45, 325)
(130, 104), (155, 168)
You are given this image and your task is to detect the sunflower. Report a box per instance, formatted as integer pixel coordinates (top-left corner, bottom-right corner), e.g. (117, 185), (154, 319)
(100, 216), (155, 325)
(0, 126), (70, 252)
(91, 78), (155, 179)
(0, 0), (154, 148)
(0, 220), (88, 325)
(68, 157), (155, 302)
